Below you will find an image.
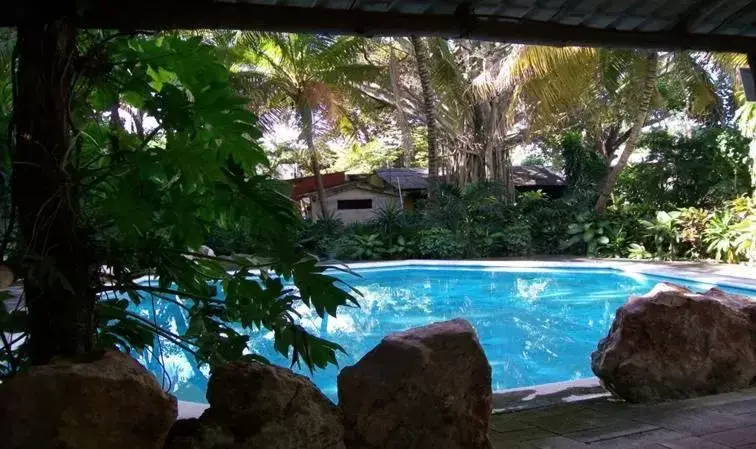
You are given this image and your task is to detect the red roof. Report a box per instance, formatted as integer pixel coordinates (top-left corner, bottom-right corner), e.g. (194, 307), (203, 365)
(291, 172), (346, 199)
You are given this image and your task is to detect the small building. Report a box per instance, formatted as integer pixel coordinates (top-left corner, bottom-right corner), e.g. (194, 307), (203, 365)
(290, 173), (398, 224)
(510, 166), (568, 197)
(372, 166), (568, 199)
(289, 165), (566, 223)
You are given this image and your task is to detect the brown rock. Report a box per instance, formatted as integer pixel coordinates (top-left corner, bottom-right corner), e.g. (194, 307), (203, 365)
(338, 318), (492, 449)
(0, 350), (177, 449)
(165, 361), (344, 449)
(592, 282), (756, 403)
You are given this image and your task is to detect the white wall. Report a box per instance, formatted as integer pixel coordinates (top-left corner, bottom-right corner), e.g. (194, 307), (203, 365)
(311, 187), (397, 224)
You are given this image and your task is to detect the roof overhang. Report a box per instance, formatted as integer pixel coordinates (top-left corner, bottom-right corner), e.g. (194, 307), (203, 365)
(7, 0), (756, 53)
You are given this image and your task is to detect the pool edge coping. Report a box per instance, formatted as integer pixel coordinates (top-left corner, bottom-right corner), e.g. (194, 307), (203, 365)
(176, 376), (610, 419)
(340, 259), (756, 291)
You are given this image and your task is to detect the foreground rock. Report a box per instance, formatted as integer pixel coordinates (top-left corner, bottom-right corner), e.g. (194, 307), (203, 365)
(164, 361), (344, 449)
(338, 318), (492, 449)
(0, 350), (177, 449)
(592, 282), (756, 403)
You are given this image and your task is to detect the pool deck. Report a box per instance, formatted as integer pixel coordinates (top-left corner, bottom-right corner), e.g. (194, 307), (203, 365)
(490, 388), (756, 448)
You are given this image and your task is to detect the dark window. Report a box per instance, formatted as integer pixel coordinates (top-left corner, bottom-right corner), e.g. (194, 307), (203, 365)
(337, 199), (373, 210)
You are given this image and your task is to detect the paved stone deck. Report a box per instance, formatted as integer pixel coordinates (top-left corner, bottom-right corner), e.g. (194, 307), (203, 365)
(490, 389), (756, 448)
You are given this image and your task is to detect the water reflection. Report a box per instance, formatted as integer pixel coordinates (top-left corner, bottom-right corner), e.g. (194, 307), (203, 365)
(131, 267), (751, 403)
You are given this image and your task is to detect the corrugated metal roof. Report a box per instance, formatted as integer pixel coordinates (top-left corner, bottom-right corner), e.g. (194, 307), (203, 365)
(376, 166), (566, 189)
(376, 168), (429, 190)
(29, 0), (756, 53)
(510, 166), (567, 187)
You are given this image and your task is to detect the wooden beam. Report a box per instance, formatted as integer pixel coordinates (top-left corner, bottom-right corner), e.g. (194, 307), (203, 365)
(747, 53), (756, 102)
(6, 1), (756, 52)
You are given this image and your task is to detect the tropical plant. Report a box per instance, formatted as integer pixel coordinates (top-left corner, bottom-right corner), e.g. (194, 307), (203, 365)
(385, 235), (415, 259)
(640, 211), (682, 259)
(410, 36), (440, 180)
(416, 227), (464, 259)
(628, 243), (653, 260)
(727, 196), (756, 263)
(229, 32), (378, 216)
(298, 214), (344, 257)
(676, 207), (711, 259)
(339, 233), (386, 261)
(371, 201), (409, 237)
(704, 210), (740, 262)
(618, 129), (752, 209)
(2, 33), (358, 377)
(563, 213), (613, 256)
(511, 48), (732, 213)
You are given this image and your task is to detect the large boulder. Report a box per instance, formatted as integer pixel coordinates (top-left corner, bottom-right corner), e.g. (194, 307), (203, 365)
(0, 350), (177, 449)
(164, 361), (344, 449)
(592, 282), (756, 403)
(338, 318), (492, 449)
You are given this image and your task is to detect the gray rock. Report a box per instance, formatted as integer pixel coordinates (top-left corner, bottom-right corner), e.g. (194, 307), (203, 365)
(165, 361), (344, 449)
(592, 282), (756, 403)
(338, 318), (493, 449)
(0, 350), (177, 449)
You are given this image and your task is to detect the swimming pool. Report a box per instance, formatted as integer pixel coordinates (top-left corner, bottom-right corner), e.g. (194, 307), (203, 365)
(132, 263), (756, 403)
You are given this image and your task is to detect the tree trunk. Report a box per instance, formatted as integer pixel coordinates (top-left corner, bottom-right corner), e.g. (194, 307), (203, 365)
(595, 52), (659, 214)
(389, 46), (413, 167)
(297, 104), (329, 218)
(410, 36), (439, 181)
(13, 18), (97, 364)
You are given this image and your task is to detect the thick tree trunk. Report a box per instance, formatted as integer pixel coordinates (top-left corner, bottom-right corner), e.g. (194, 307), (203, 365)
(13, 19), (97, 364)
(298, 105), (329, 218)
(595, 52), (659, 214)
(389, 46), (413, 167)
(410, 36), (439, 181)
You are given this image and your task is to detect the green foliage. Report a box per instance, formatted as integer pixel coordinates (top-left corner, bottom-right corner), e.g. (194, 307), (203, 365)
(639, 211), (681, 260)
(1, 33), (362, 378)
(298, 215), (344, 257)
(498, 222), (533, 256)
(417, 227), (465, 259)
(618, 129), (752, 209)
(628, 243), (652, 259)
(337, 233), (386, 260)
(385, 235), (415, 259)
(564, 213), (613, 256)
(676, 207), (710, 259)
(704, 210), (740, 263)
(560, 131), (607, 189)
(333, 140), (402, 173)
(518, 192), (574, 255)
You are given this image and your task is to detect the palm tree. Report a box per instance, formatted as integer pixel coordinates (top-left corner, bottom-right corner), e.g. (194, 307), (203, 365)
(228, 32), (376, 216)
(388, 44), (414, 166)
(595, 51), (658, 212)
(411, 36), (440, 179)
(509, 47), (724, 212)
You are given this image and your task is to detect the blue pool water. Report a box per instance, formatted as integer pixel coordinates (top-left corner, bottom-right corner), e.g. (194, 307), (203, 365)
(131, 265), (755, 403)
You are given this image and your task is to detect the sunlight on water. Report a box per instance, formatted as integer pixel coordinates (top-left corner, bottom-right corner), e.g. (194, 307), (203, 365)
(131, 266), (755, 403)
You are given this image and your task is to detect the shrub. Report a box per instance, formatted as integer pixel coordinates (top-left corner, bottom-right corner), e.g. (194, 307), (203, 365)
(298, 214), (344, 257)
(676, 207), (710, 259)
(416, 227), (464, 259)
(498, 222), (532, 256)
(617, 128), (752, 209)
(639, 211), (681, 260)
(332, 233), (386, 261)
(704, 210), (740, 263)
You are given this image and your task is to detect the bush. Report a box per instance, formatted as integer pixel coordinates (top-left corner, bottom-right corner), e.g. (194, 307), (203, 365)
(416, 228), (465, 259)
(498, 222), (532, 256)
(617, 128), (752, 209)
(298, 215), (343, 257)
